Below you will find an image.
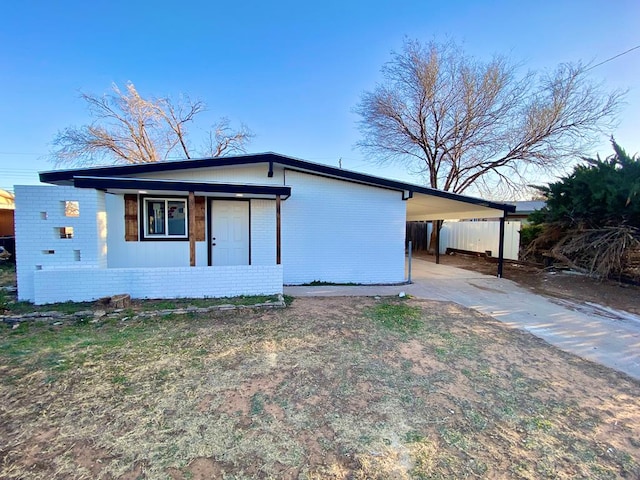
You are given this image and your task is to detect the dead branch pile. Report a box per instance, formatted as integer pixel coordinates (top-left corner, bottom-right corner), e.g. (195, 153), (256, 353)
(524, 225), (640, 282)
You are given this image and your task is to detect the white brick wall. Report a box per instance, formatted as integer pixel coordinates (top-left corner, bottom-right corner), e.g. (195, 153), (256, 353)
(32, 265), (283, 304)
(250, 199), (276, 265)
(15, 186), (107, 302)
(282, 171), (406, 284)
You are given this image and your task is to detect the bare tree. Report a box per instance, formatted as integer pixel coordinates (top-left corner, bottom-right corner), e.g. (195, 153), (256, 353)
(355, 39), (625, 198)
(201, 117), (254, 158)
(51, 82), (253, 166)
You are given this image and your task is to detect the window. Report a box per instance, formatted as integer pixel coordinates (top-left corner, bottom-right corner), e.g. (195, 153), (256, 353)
(58, 227), (74, 239)
(63, 201), (79, 217)
(143, 198), (187, 238)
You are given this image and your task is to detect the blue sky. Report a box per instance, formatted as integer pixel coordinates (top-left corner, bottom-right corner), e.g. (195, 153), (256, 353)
(1, 0), (639, 197)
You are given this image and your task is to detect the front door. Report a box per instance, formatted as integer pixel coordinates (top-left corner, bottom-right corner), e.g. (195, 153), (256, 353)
(211, 200), (249, 265)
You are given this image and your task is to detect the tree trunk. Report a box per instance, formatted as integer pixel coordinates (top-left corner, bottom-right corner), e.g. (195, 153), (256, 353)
(428, 220), (443, 254)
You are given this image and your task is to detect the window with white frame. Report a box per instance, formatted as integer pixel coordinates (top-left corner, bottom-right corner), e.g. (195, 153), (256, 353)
(143, 198), (188, 238)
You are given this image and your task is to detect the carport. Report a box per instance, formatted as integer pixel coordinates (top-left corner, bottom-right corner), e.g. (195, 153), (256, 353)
(403, 187), (516, 277)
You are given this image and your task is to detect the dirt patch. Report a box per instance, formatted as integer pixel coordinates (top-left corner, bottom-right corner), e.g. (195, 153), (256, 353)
(1, 297), (639, 478)
(415, 251), (640, 315)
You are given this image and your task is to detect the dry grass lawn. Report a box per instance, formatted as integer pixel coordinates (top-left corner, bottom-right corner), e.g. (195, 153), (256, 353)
(1, 296), (639, 479)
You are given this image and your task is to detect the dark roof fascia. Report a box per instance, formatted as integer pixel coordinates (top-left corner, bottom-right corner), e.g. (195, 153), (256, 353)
(41, 152), (514, 214)
(39, 153), (280, 184)
(72, 176), (292, 197)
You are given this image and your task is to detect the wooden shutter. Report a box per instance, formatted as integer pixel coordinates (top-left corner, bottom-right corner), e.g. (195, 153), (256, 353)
(124, 194), (138, 241)
(194, 196), (206, 241)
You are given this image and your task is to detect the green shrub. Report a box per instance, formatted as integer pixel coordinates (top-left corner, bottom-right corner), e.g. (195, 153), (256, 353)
(519, 224), (544, 248)
(532, 140), (640, 228)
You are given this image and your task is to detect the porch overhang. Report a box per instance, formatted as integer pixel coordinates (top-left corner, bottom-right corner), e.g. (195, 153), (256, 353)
(72, 176), (291, 199)
(406, 189), (515, 221)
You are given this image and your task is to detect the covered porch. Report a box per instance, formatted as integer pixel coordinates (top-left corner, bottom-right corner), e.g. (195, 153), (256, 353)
(15, 178), (291, 304)
(72, 175), (291, 269)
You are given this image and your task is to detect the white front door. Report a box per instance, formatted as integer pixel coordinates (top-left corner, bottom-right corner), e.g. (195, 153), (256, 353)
(211, 200), (250, 265)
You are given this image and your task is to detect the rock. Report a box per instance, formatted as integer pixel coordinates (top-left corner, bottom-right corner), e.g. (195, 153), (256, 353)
(96, 296), (111, 306)
(74, 310), (94, 317)
(93, 310), (107, 318)
(398, 291), (406, 298)
(108, 294), (131, 309)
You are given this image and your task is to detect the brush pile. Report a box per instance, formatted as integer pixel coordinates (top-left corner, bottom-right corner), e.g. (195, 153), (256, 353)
(525, 225), (640, 282)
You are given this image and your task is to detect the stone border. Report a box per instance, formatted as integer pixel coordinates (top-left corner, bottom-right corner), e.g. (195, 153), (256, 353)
(0, 294), (286, 327)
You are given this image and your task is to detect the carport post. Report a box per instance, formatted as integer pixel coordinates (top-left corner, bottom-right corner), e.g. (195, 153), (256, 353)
(497, 214), (506, 278)
(407, 241), (412, 283)
(276, 195), (281, 265)
(435, 220), (441, 265)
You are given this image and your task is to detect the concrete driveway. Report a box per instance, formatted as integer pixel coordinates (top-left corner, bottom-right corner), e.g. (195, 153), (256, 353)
(285, 258), (640, 381)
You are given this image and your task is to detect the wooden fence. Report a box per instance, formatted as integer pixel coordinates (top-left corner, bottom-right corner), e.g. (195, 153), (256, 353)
(405, 222), (430, 251)
(0, 210), (14, 237)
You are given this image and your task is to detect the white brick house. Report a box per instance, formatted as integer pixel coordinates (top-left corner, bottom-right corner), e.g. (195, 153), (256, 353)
(15, 153), (514, 304)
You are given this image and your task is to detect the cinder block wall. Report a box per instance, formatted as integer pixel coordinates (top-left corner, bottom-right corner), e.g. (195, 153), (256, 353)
(14, 186), (106, 302)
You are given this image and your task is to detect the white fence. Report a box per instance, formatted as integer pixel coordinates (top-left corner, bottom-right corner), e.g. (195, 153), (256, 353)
(439, 221), (521, 260)
(409, 220), (521, 260)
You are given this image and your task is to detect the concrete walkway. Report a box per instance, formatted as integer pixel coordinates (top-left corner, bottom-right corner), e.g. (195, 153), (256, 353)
(285, 258), (640, 381)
